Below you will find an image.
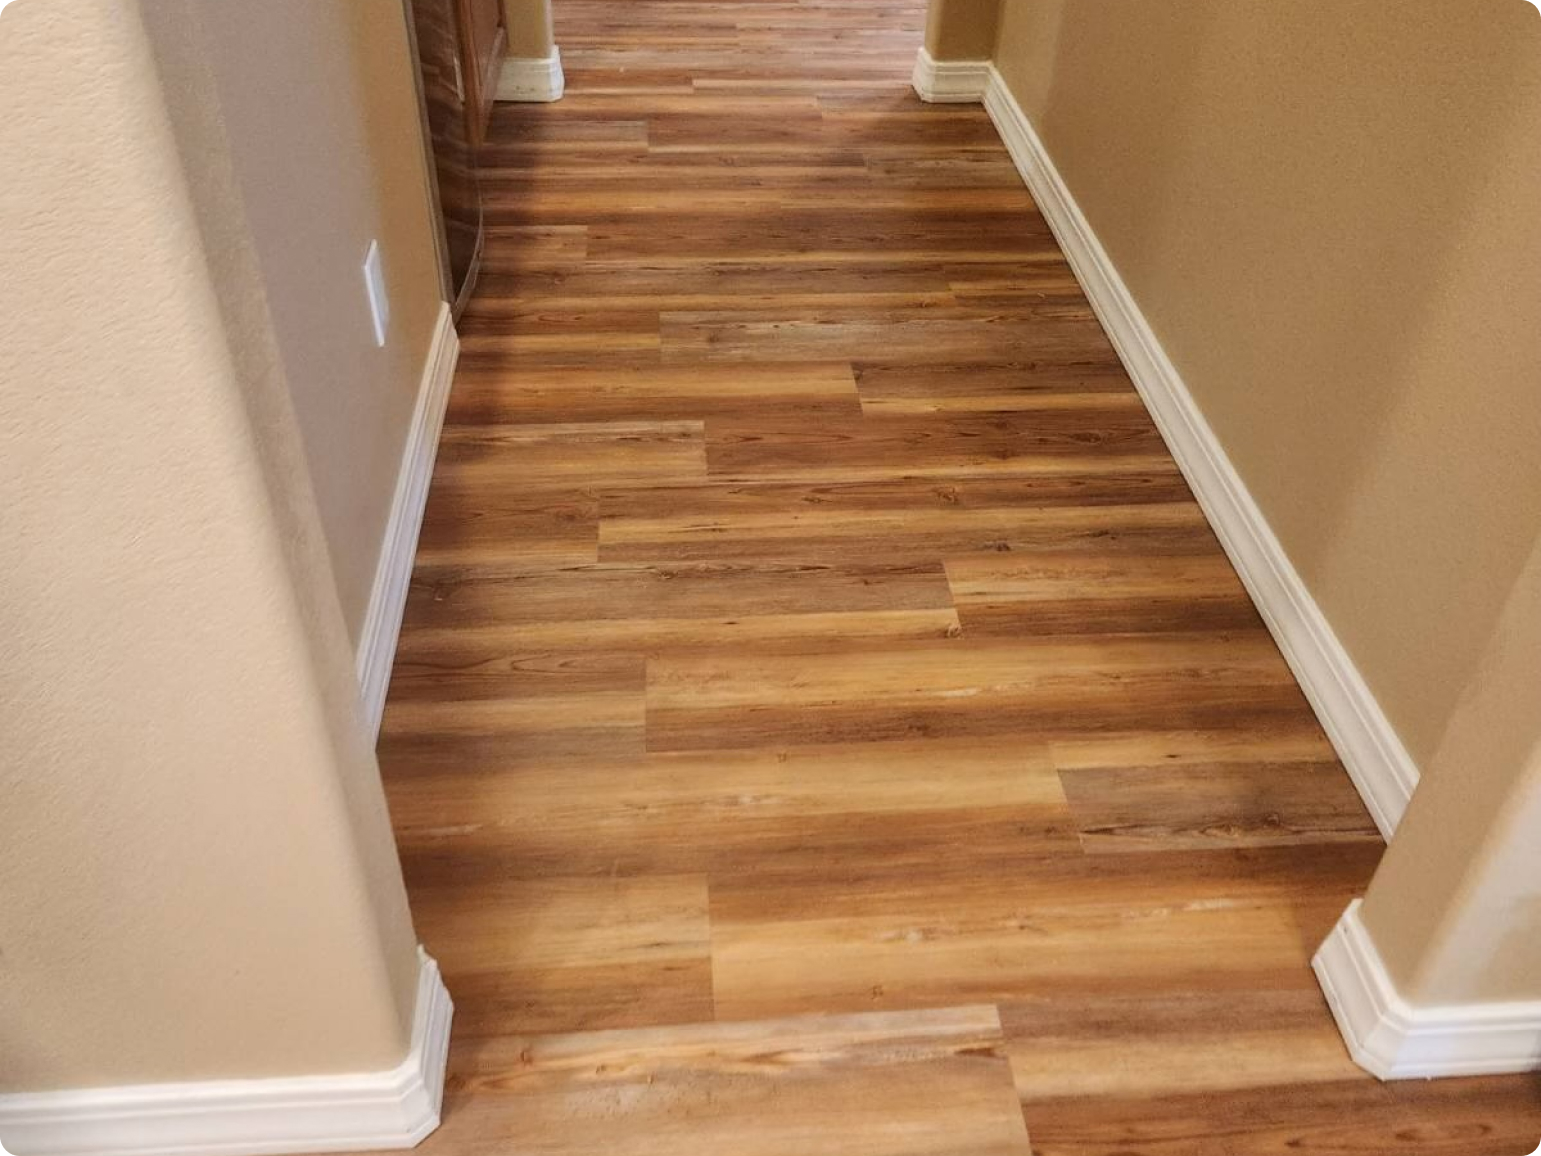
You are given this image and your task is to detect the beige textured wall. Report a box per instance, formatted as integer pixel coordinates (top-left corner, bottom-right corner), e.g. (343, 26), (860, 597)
(926, 0), (1000, 59)
(1362, 538), (1541, 1004)
(180, 0), (444, 645)
(0, 0), (420, 1091)
(988, 0), (1541, 770)
(504, 0), (556, 58)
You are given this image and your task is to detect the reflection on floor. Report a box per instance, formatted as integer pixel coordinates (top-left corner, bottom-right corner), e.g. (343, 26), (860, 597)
(366, 1), (1541, 1151)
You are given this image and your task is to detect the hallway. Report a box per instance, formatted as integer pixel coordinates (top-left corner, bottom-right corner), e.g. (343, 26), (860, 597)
(373, 1), (1541, 1151)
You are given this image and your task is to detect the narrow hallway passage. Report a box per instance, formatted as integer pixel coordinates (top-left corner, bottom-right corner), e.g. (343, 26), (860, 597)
(371, 1), (1541, 1151)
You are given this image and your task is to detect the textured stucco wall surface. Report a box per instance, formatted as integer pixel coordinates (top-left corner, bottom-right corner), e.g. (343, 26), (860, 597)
(0, 0), (419, 1092)
(154, 0), (444, 644)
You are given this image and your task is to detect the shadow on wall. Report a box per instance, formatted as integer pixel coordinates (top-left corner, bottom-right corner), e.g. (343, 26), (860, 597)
(1003, 0), (1541, 765)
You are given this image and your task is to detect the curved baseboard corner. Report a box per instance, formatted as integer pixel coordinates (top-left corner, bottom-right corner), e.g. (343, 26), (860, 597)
(910, 47), (990, 104)
(0, 948), (454, 1156)
(1314, 900), (1541, 1080)
(497, 48), (565, 103)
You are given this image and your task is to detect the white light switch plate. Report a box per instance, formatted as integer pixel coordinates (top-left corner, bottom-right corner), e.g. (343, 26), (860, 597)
(363, 240), (389, 347)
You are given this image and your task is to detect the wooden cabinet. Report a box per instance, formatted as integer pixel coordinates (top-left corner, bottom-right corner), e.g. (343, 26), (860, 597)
(457, 0), (507, 147)
(408, 0), (505, 312)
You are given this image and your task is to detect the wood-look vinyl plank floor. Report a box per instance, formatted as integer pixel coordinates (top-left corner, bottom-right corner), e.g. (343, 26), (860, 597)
(359, 0), (1538, 1151)
(422, 1007), (1033, 1156)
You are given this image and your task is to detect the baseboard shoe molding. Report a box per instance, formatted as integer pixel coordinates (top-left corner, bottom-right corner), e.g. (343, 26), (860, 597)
(910, 47), (991, 103)
(497, 48), (565, 102)
(978, 67), (1419, 839)
(0, 949), (454, 1156)
(1314, 901), (1541, 1079)
(356, 304), (459, 741)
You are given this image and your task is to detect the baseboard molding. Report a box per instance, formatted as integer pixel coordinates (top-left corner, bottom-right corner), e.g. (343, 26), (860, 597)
(910, 47), (991, 103)
(356, 304), (459, 741)
(497, 48), (565, 102)
(0, 949), (453, 1156)
(977, 67), (1419, 839)
(1314, 901), (1541, 1079)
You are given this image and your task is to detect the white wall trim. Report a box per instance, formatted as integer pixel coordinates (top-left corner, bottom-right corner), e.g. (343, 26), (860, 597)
(0, 949), (454, 1156)
(910, 48), (991, 104)
(1314, 900), (1541, 1079)
(356, 303), (459, 741)
(976, 66), (1419, 839)
(497, 48), (565, 103)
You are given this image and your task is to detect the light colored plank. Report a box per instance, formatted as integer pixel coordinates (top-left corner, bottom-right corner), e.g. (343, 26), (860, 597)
(411, 875), (712, 1037)
(390, 1006), (1032, 1156)
(708, 844), (1383, 1021)
(386, 738), (1079, 879)
(646, 634), (1317, 751)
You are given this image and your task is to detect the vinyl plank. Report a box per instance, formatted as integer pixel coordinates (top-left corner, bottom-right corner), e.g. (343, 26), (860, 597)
(384, 1007), (1032, 1156)
(394, 559), (962, 655)
(434, 421), (707, 487)
(851, 361), (1136, 416)
(999, 988), (1365, 1104)
(380, 691), (645, 762)
(646, 634), (1317, 752)
(1018, 1077), (1541, 1156)
(413, 483), (599, 567)
(667, 311), (1111, 364)
(708, 843), (1382, 1021)
(944, 552), (1263, 636)
(601, 485), (1219, 565)
(402, 560), (956, 628)
(410, 875), (712, 1036)
(1048, 725), (1381, 852)
(388, 738), (1079, 881)
(703, 409), (1168, 480)
(1058, 761), (1382, 853)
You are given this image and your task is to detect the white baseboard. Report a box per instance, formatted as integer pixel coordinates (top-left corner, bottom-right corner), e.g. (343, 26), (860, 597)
(976, 67), (1419, 839)
(910, 48), (991, 103)
(497, 48), (565, 102)
(356, 304), (459, 741)
(1314, 901), (1541, 1079)
(0, 949), (454, 1156)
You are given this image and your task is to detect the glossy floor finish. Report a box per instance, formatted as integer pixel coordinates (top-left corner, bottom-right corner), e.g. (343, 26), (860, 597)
(369, 1), (1541, 1152)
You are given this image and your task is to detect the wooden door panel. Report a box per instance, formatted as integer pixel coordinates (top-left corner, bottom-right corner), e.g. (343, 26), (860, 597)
(458, 0), (507, 145)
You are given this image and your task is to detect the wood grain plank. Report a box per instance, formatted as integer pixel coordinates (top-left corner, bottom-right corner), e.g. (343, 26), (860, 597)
(708, 843), (1382, 1021)
(388, 738), (1079, 882)
(446, 362), (860, 427)
(1019, 1077), (1541, 1156)
(646, 634), (1318, 752)
(435, 421), (707, 486)
(414, 482), (599, 567)
(703, 408), (1166, 479)
(411, 875), (712, 1036)
(381, 1007), (1032, 1156)
(1000, 988), (1366, 1104)
(944, 552), (1263, 636)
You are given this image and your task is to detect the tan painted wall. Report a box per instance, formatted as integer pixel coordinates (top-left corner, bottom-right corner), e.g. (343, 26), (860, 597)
(986, 0), (1541, 771)
(182, 0), (444, 646)
(925, 0), (1000, 60)
(0, 0), (419, 1092)
(504, 0), (556, 58)
(1362, 538), (1541, 1005)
